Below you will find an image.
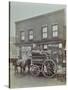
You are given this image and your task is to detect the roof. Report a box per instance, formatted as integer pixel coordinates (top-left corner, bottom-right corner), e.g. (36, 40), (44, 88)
(15, 9), (65, 24)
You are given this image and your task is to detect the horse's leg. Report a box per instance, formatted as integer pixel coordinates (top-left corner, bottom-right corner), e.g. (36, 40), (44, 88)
(19, 63), (23, 74)
(27, 59), (31, 73)
(20, 66), (22, 74)
(16, 66), (18, 73)
(23, 65), (25, 72)
(23, 63), (26, 74)
(28, 64), (30, 73)
(14, 65), (17, 75)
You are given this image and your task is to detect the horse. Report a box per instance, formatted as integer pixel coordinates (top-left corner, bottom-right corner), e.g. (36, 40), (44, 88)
(11, 58), (31, 74)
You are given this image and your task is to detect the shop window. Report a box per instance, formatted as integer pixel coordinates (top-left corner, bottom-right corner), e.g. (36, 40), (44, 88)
(44, 45), (47, 49)
(59, 43), (62, 48)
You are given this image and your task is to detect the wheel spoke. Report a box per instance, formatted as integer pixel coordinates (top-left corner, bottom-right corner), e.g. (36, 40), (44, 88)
(42, 59), (57, 78)
(30, 65), (40, 77)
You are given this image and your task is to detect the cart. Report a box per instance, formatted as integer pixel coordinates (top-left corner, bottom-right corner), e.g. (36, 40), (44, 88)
(30, 49), (57, 78)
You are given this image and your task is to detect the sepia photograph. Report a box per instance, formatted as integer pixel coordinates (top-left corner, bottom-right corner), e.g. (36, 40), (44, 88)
(9, 2), (66, 88)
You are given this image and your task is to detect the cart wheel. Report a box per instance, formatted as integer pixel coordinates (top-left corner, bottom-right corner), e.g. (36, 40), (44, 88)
(30, 65), (40, 77)
(42, 59), (57, 78)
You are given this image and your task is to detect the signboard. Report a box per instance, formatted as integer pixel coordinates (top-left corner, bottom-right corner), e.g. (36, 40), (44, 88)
(48, 44), (59, 49)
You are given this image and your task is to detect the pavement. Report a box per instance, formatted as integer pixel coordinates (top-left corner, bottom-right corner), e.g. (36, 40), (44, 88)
(10, 63), (66, 88)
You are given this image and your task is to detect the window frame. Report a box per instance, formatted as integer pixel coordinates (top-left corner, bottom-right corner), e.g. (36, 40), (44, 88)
(20, 31), (25, 41)
(41, 25), (48, 39)
(52, 24), (58, 38)
(43, 44), (48, 50)
(28, 29), (34, 40)
(59, 43), (63, 48)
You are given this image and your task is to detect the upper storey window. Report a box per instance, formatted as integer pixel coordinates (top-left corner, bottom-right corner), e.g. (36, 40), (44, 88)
(42, 26), (47, 39)
(52, 24), (58, 37)
(29, 30), (33, 40)
(20, 31), (25, 40)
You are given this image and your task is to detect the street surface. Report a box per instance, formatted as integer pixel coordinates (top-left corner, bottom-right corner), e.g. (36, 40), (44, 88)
(10, 63), (66, 88)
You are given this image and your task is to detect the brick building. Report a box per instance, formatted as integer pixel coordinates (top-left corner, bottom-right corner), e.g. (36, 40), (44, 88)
(15, 9), (66, 64)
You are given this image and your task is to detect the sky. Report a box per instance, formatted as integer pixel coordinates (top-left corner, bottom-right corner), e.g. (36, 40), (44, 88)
(10, 2), (66, 38)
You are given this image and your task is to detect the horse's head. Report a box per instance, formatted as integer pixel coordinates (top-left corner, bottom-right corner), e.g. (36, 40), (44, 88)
(12, 58), (18, 66)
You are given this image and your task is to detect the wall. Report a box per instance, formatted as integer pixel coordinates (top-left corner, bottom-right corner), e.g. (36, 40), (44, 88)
(15, 9), (66, 44)
(10, 37), (19, 58)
